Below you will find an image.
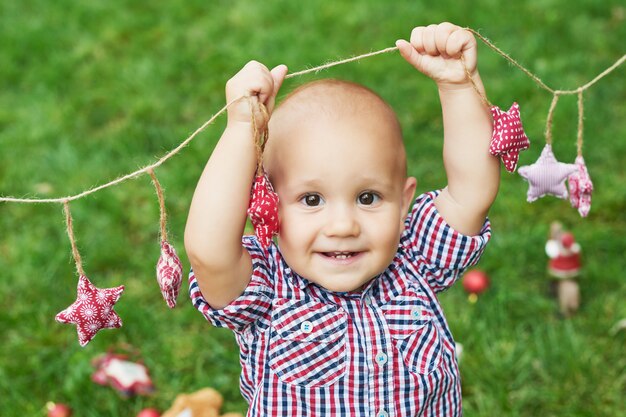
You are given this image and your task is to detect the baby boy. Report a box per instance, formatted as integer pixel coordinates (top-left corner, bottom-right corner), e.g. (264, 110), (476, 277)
(185, 22), (500, 417)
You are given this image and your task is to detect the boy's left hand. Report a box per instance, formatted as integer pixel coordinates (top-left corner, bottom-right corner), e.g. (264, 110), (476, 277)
(397, 22), (477, 89)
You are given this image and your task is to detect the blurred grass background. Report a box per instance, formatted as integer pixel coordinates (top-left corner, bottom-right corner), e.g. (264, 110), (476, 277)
(1, 0), (625, 416)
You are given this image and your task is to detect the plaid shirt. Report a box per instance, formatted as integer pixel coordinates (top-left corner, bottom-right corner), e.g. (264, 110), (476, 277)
(190, 191), (491, 417)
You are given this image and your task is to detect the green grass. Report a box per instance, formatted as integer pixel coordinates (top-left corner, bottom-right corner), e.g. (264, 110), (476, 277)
(1, 1), (625, 416)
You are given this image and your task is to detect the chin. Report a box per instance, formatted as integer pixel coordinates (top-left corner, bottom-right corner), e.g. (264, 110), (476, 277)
(315, 275), (374, 293)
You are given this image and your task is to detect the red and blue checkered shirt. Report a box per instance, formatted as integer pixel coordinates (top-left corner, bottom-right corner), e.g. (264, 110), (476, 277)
(189, 191), (491, 417)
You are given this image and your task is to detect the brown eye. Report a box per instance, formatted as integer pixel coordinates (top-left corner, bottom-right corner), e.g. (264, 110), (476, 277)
(302, 194), (323, 207)
(358, 192), (379, 205)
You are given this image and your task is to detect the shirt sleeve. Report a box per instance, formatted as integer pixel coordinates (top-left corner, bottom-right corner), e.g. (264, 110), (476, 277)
(400, 190), (492, 293)
(188, 235), (274, 332)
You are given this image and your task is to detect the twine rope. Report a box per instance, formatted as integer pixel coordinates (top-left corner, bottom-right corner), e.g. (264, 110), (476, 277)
(544, 93), (561, 145)
(0, 33), (624, 205)
(461, 54), (492, 108)
(247, 97), (270, 175)
(63, 201), (85, 277)
(148, 168), (168, 242)
(577, 90), (584, 156)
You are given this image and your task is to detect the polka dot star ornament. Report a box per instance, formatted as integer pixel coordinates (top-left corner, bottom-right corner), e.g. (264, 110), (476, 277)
(248, 172), (279, 248)
(518, 144), (577, 202)
(55, 275), (125, 347)
(489, 103), (530, 172)
(568, 155), (593, 217)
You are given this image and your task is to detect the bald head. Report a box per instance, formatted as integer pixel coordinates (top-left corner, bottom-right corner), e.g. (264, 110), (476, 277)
(265, 79), (407, 182)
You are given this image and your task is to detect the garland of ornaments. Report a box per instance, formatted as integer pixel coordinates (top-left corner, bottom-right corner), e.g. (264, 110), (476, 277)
(0, 30), (623, 346)
(518, 91), (593, 217)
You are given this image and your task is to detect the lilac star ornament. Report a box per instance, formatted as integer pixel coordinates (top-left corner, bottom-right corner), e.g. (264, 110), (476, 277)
(568, 155), (593, 217)
(55, 275), (125, 347)
(518, 144), (577, 202)
(489, 102), (530, 172)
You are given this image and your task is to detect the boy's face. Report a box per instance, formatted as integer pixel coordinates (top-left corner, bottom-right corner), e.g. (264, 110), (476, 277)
(268, 109), (416, 293)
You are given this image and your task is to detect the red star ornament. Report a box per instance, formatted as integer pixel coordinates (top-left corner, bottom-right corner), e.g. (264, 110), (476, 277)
(55, 275), (124, 347)
(156, 240), (183, 308)
(518, 144), (577, 202)
(247, 173), (279, 248)
(568, 155), (593, 217)
(489, 103), (530, 172)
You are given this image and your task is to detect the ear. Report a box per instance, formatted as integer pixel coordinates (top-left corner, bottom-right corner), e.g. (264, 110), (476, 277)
(401, 177), (417, 217)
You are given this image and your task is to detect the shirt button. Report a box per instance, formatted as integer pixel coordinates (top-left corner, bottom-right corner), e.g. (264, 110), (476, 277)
(364, 296), (373, 306)
(411, 307), (421, 319)
(376, 409), (388, 417)
(300, 321), (313, 333)
(375, 351), (388, 366)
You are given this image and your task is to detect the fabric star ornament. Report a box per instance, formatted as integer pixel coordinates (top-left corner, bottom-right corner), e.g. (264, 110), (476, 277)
(518, 144), (577, 202)
(248, 173), (279, 248)
(156, 240), (183, 308)
(55, 275), (125, 347)
(92, 352), (155, 396)
(568, 155), (593, 217)
(489, 102), (530, 172)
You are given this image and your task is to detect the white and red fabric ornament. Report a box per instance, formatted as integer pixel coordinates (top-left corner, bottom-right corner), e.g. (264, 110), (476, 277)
(156, 240), (183, 308)
(489, 102), (530, 172)
(92, 351), (154, 396)
(568, 155), (593, 217)
(247, 173), (279, 248)
(518, 144), (577, 202)
(55, 275), (124, 347)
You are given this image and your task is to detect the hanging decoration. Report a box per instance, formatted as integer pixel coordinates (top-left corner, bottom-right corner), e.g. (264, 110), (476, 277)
(149, 169), (183, 308)
(488, 103), (530, 172)
(461, 55), (530, 173)
(55, 202), (125, 346)
(567, 91), (594, 217)
(518, 143), (577, 202)
(0, 30), (623, 344)
(246, 99), (280, 248)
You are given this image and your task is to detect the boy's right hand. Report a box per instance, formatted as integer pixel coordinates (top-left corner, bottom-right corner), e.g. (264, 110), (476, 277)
(226, 61), (288, 128)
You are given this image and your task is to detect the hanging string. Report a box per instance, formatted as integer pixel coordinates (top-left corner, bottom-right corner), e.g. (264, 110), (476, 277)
(63, 201), (85, 277)
(577, 89), (584, 157)
(466, 28), (556, 94)
(571, 54), (626, 93)
(284, 46), (400, 79)
(0, 96), (241, 204)
(0, 35), (624, 204)
(461, 54), (492, 108)
(544, 93), (561, 145)
(148, 169), (168, 243)
(246, 97), (270, 176)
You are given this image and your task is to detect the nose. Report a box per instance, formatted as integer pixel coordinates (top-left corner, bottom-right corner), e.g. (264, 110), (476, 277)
(323, 204), (360, 237)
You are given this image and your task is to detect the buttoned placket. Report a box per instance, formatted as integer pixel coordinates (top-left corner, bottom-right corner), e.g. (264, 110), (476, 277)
(360, 289), (392, 417)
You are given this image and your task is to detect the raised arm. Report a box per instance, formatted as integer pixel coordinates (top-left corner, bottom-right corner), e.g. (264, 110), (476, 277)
(184, 61), (287, 309)
(397, 23), (500, 235)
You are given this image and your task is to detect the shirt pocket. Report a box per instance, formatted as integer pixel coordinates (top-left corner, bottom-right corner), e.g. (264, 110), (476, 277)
(382, 288), (443, 375)
(269, 298), (348, 387)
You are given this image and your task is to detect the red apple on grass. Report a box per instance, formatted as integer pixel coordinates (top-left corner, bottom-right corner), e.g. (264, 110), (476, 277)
(462, 269), (490, 302)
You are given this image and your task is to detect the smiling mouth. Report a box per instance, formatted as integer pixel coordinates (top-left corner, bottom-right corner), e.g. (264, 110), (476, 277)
(322, 251), (358, 260)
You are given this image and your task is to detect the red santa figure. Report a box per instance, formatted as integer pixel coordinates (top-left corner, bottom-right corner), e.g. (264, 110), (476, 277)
(546, 222), (581, 317)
